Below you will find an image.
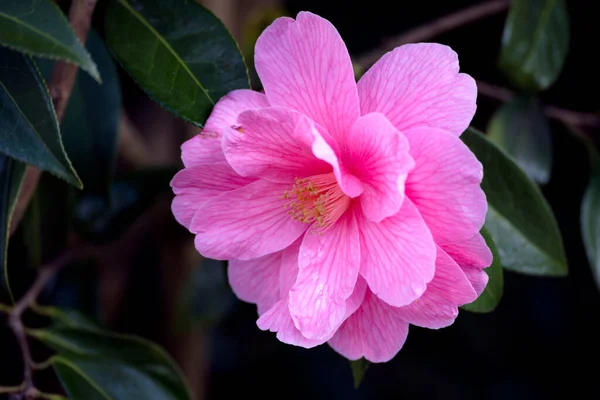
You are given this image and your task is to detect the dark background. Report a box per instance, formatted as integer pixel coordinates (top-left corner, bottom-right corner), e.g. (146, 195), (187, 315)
(2, 1), (599, 399)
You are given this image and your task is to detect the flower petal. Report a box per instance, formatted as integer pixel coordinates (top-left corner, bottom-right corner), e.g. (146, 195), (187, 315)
(223, 107), (330, 182)
(358, 43), (476, 136)
(289, 210), (360, 340)
(344, 112), (414, 222)
(170, 164), (255, 228)
(257, 300), (324, 349)
(228, 252), (282, 315)
(182, 89), (269, 166)
(357, 199), (436, 307)
(442, 233), (493, 268)
(460, 266), (489, 297)
(328, 290), (409, 363)
(255, 12), (360, 142)
(405, 127), (486, 245)
(192, 180), (307, 260)
(395, 247), (477, 329)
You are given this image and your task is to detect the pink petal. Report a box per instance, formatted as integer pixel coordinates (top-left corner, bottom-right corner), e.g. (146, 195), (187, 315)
(395, 247), (477, 329)
(255, 12), (360, 142)
(223, 107), (330, 182)
(405, 127), (486, 245)
(170, 164), (255, 228)
(356, 199), (436, 307)
(182, 89), (269, 166)
(343, 113), (414, 222)
(257, 238), (325, 348)
(328, 290), (409, 363)
(192, 180), (308, 260)
(228, 252), (282, 315)
(289, 210), (360, 340)
(257, 300), (324, 349)
(460, 266), (489, 297)
(307, 125), (364, 198)
(358, 43), (477, 136)
(442, 233), (493, 268)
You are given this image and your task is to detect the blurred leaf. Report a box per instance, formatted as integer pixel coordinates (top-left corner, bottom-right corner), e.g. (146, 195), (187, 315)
(461, 128), (567, 276)
(0, 155), (26, 302)
(61, 30), (121, 196)
(21, 183), (42, 267)
(177, 258), (234, 330)
(487, 96), (552, 184)
(350, 358), (369, 389)
(461, 228), (504, 313)
(105, 0), (249, 126)
(73, 167), (177, 243)
(499, 0), (569, 91)
(0, 47), (82, 188)
(30, 321), (192, 400)
(581, 144), (600, 290)
(0, 0), (99, 81)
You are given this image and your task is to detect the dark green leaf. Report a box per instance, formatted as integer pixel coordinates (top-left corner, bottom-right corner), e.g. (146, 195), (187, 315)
(581, 144), (600, 290)
(0, 47), (82, 188)
(461, 128), (567, 276)
(350, 358), (369, 389)
(461, 228), (504, 313)
(0, 155), (26, 302)
(487, 96), (552, 184)
(31, 324), (192, 400)
(499, 0), (569, 91)
(61, 30), (121, 196)
(105, 0), (250, 126)
(0, 0), (99, 81)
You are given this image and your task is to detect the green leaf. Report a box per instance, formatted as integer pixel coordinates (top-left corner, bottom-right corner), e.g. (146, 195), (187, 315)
(461, 128), (567, 276)
(581, 144), (600, 290)
(487, 96), (552, 184)
(0, 0), (99, 81)
(105, 0), (250, 126)
(350, 358), (369, 389)
(31, 323), (192, 400)
(0, 47), (82, 188)
(461, 228), (504, 313)
(499, 0), (569, 91)
(0, 155), (26, 302)
(61, 30), (121, 196)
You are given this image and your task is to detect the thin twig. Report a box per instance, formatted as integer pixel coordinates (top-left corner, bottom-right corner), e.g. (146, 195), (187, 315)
(0, 384), (24, 394)
(355, 0), (510, 70)
(477, 80), (600, 129)
(10, 0), (99, 238)
(7, 247), (89, 399)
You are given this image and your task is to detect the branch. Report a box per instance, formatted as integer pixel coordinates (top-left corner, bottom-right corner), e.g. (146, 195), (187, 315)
(477, 80), (600, 130)
(355, 0), (510, 70)
(10, 0), (99, 237)
(7, 248), (89, 400)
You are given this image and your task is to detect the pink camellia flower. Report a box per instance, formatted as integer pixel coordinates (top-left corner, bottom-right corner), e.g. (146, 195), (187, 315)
(171, 12), (492, 362)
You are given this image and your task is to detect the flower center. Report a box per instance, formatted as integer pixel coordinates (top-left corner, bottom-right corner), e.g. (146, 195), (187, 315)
(283, 173), (350, 231)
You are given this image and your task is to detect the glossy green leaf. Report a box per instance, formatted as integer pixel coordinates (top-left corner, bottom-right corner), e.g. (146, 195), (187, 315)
(487, 96), (552, 184)
(581, 144), (600, 290)
(499, 0), (569, 91)
(0, 0), (99, 81)
(461, 128), (567, 276)
(461, 229), (504, 313)
(105, 0), (250, 126)
(0, 47), (82, 188)
(61, 30), (121, 196)
(0, 155), (26, 302)
(350, 358), (369, 389)
(31, 324), (192, 400)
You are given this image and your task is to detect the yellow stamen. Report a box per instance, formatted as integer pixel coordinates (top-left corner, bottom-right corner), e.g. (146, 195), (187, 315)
(284, 173), (349, 232)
